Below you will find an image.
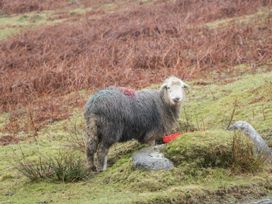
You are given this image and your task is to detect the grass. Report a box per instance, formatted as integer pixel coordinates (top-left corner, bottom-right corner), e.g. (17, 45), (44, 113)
(1, 0), (272, 202)
(0, 0), (157, 41)
(0, 112), (9, 130)
(0, 5), (95, 41)
(0, 12), (55, 26)
(0, 11), (63, 40)
(205, 7), (272, 29)
(164, 130), (234, 168)
(16, 151), (89, 182)
(68, 7), (93, 15)
(0, 71), (272, 203)
(180, 71), (272, 135)
(0, 27), (19, 40)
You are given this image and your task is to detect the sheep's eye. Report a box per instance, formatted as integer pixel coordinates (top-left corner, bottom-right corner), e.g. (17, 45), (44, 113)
(165, 86), (170, 90)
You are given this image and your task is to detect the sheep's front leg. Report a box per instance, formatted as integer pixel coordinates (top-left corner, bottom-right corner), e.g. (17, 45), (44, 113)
(144, 131), (157, 146)
(147, 139), (156, 146)
(96, 143), (109, 172)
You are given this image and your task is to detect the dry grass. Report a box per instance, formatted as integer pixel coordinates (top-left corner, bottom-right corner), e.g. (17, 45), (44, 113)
(1, 0), (272, 133)
(231, 131), (267, 174)
(15, 151), (89, 182)
(0, 0), (76, 15)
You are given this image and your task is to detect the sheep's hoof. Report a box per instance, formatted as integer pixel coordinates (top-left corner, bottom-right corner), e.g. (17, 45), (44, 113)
(88, 166), (97, 172)
(95, 168), (104, 173)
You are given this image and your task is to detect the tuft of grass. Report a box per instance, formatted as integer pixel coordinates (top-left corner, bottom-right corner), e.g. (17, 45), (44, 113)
(16, 151), (89, 182)
(231, 131), (267, 174)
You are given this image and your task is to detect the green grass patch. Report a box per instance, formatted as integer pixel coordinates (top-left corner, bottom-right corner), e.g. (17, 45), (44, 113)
(180, 72), (272, 135)
(0, 112), (9, 131)
(0, 12), (58, 27)
(205, 7), (272, 29)
(1, 72), (272, 203)
(0, 27), (20, 40)
(69, 7), (93, 15)
(164, 130), (233, 168)
(0, 11), (63, 40)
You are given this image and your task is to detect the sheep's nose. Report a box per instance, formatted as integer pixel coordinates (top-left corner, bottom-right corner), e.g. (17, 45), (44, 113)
(173, 97), (181, 103)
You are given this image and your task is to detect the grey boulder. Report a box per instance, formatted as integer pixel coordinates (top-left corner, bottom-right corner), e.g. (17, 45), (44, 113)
(132, 145), (174, 170)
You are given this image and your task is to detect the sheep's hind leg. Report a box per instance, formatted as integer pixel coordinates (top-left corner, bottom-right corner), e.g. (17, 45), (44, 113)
(86, 117), (98, 172)
(86, 137), (98, 172)
(96, 143), (110, 172)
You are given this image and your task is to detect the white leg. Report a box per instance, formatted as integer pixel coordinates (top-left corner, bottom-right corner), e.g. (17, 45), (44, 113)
(103, 155), (108, 171)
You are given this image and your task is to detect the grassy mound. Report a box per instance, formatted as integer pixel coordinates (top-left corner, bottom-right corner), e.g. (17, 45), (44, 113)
(164, 130), (233, 168)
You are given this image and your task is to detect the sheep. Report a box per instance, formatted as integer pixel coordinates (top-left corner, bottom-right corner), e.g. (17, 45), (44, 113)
(84, 76), (189, 172)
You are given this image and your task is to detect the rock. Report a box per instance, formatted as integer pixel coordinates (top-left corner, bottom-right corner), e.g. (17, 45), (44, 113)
(132, 145), (174, 170)
(4, 192), (15, 196)
(228, 121), (272, 158)
(250, 199), (272, 204)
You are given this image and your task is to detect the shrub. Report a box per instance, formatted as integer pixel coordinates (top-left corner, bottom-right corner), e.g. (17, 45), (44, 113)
(231, 131), (266, 174)
(16, 151), (89, 182)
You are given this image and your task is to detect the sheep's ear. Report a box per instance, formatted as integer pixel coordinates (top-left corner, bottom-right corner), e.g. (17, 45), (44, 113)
(160, 83), (168, 90)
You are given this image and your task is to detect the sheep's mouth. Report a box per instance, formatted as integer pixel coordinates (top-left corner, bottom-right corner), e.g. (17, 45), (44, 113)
(170, 99), (182, 106)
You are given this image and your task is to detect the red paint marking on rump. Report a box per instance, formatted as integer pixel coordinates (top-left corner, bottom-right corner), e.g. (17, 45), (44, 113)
(163, 132), (182, 143)
(119, 87), (136, 96)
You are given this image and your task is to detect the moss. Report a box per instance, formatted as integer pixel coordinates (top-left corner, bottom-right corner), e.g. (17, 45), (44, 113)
(164, 130), (233, 168)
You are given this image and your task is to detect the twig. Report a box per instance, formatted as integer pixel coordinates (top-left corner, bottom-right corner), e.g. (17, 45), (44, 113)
(226, 98), (238, 129)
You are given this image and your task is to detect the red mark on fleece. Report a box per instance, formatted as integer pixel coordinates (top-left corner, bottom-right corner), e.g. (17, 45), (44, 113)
(119, 87), (135, 96)
(163, 132), (182, 143)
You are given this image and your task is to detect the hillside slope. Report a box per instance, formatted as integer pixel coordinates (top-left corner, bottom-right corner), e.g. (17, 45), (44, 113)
(0, 71), (272, 203)
(0, 0), (272, 203)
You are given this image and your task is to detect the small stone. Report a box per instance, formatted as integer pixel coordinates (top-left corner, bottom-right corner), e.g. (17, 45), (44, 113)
(4, 192), (15, 196)
(132, 145), (174, 170)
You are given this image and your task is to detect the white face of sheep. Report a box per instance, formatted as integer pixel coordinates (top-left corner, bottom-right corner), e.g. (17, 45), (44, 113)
(161, 76), (189, 106)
